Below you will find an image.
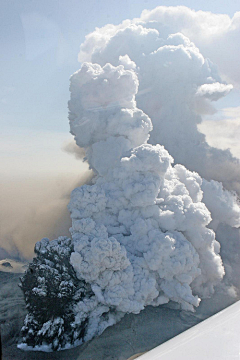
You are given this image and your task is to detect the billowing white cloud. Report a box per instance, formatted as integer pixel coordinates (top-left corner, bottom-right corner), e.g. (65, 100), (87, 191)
(79, 6), (240, 88)
(78, 8), (240, 196)
(196, 83), (233, 101)
(19, 6), (240, 352)
(21, 61), (227, 351)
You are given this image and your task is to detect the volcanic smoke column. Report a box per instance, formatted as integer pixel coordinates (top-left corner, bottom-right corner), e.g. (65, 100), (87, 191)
(79, 23), (240, 194)
(78, 21), (240, 290)
(19, 61), (224, 351)
(68, 63), (224, 318)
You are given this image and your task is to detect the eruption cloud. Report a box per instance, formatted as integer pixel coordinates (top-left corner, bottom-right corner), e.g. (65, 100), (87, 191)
(19, 6), (240, 352)
(77, 8), (240, 295)
(80, 23), (240, 193)
(20, 61), (226, 351)
(67, 63), (224, 306)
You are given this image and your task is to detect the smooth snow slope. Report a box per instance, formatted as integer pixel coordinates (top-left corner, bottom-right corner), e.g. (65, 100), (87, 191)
(136, 300), (240, 360)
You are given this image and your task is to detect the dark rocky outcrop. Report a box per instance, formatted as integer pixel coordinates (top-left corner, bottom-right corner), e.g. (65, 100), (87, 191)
(19, 237), (94, 351)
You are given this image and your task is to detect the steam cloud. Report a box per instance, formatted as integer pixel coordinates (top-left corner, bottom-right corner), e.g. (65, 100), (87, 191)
(79, 16), (240, 194)
(19, 6), (240, 352)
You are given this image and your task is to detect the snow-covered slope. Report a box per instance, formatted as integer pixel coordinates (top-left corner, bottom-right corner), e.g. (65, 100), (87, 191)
(136, 300), (240, 360)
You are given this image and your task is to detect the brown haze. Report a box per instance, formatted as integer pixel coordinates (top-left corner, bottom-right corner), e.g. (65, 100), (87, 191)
(0, 171), (93, 260)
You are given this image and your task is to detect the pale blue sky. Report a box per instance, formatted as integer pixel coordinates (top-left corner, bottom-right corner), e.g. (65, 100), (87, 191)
(0, 0), (240, 178)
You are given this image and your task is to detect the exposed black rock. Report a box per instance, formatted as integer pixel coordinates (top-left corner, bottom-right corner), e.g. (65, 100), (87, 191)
(1, 262), (13, 268)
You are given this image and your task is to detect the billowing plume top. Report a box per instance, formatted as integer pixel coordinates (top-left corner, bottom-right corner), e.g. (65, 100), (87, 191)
(78, 6), (240, 88)
(69, 62), (138, 113)
(68, 62), (152, 175)
(77, 13), (239, 195)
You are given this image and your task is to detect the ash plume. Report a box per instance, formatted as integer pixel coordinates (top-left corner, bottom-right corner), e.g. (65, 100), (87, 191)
(18, 6), (240, 352)
(19, 61), (226, 351)
(80, 23), (240, 194)
(77, 8), (240, 298)
(0, 174), (92, 260)
(62, 140), (86, 160)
